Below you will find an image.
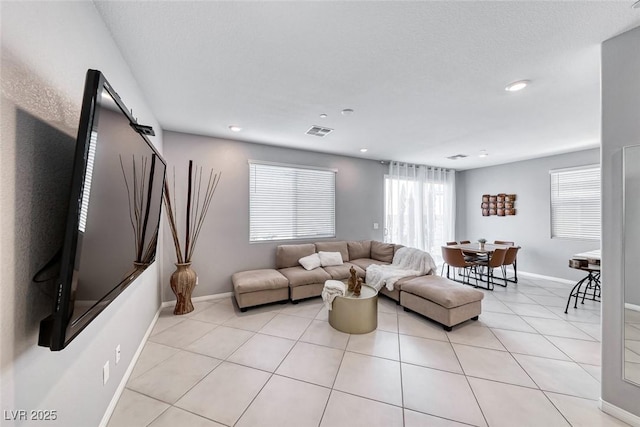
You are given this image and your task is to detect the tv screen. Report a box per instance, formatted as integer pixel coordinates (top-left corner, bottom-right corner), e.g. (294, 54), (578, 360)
(39, 69), (166, 351)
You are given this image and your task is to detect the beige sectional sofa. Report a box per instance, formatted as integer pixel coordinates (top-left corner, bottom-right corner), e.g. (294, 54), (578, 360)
(232, 239), (484, 331)
(276, 240), (399, 302)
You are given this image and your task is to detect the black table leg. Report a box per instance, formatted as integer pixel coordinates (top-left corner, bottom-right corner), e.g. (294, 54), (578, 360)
(565, 274), (589, 314)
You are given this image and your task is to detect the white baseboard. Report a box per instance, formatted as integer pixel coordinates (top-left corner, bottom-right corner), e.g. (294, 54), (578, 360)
(625, 303), (640, 312)
(518, 271), (575, 285)
(98, 308), (161, 427)
(600, 399), (640, 426)
(161, 292), (234, 308)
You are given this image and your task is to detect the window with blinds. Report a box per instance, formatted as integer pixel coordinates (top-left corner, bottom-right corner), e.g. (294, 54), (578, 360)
(249, 161), (336, 242)
(550, 165), (601, 240)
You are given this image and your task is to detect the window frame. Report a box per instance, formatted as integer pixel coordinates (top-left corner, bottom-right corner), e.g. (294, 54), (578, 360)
(549, 164), (601, 241)
(248, 160), (337, 243)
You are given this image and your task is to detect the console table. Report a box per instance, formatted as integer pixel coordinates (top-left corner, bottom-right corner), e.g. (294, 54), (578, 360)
(565, 250), (601, 314)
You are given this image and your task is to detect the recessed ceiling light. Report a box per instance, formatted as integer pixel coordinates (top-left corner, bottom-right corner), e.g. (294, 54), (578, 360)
(319, 113), (327, 118)
(341, 108), (354, 116)
(360, 148), (368, 153)
(228, 125), (242, 132)
(479, 150), (489, 158)
(505, 80), (530, 92)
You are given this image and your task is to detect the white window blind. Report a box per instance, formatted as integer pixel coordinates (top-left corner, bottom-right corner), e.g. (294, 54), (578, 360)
(550, 165), (601, 240)
(249, 161), (336, 242)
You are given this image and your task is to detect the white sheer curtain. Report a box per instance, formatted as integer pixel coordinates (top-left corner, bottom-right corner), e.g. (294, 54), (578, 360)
(384, 162), (456, 264)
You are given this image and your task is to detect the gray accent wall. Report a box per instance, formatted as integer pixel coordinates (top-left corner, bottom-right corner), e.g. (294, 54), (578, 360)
(601, 25), (640, 418)
(1, 3), (163, 426)
(162, 131), (386, 301)
(456, 148), (600, 281)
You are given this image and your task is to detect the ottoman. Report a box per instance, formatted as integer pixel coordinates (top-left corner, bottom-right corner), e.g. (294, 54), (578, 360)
(232, 269), (289, 311)
(400, 275), (484, 331)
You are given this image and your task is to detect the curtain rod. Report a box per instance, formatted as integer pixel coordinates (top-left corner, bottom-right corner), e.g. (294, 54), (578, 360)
(385, 160), (454, 172)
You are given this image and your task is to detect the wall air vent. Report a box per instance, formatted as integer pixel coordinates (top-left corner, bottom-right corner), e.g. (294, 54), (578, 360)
(306, 126), (333, 137)
(446, 154), (468, 160)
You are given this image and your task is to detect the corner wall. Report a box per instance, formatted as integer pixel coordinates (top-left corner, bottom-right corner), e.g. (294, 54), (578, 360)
(601, 24), (640, 419)
(1, 3), (163, 426)
(456, 148), (600, 281)
(162, 131), (386, 301)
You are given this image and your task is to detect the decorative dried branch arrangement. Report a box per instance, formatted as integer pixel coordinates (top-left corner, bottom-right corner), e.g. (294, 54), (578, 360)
(120, 154), (159, 264)
(163, 160), (221, 263)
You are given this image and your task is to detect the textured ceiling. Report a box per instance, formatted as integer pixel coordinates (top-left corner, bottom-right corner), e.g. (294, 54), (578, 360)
(94, 1), (640, 170)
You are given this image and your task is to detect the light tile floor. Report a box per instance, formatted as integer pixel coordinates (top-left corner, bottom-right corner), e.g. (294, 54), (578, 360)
(108, 276), (630, 427)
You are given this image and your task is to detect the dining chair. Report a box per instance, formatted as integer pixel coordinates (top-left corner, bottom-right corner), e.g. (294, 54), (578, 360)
(458, 240), (483, 262)
(441, 241), (459, 275)
(441, 246), (478, 286)
(494, 240), (514, 245)
(500, 246), (519, 284)
(475, 248), (508, 290)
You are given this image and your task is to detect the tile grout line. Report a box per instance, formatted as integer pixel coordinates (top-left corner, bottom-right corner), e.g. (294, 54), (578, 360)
(442, 317), (491, 426)
(230, 311), (316, 427)
(395, 309), (406, 427)
(540, 391), (574, 426)
(316, 326), (353, 427)
(119, 274), (605, 427)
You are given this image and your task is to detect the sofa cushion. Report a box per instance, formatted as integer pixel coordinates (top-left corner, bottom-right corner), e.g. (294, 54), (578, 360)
(279, 266), (331, 287)
(402, 275), (484, 308)
(318, 251), (343, 267)
(385, 274), (419, 291)
(299, 253), (321, 271)
(323, 262), (365, 280)
(347, 240), (371, 261)
(232, 269), (289, 293)
(350, 258), (390, 272)
(276, 244), (316, 269)
(371, 241), (395, 263)
(315, 241), (349, 261)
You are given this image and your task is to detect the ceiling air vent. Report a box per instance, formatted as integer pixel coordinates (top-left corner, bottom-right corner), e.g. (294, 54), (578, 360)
(306, 126), (333, 137)
(446, 154), (468, 160)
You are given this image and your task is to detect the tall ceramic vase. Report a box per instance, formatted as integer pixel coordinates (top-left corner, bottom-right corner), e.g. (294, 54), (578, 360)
(170, 262), (196, 315)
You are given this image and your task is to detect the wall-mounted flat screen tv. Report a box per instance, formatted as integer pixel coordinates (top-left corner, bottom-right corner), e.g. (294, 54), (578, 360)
(39, 69), (166, 351)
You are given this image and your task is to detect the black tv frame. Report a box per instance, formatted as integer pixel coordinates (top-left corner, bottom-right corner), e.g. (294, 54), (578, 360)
(39, 69), (166, 351)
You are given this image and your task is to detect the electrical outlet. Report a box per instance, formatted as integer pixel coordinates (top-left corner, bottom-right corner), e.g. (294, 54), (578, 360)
(103, 361), (110, 385)
(373, 223), (379, 230)
(115, 345), (121, 365)
(196, 276), (199, 286)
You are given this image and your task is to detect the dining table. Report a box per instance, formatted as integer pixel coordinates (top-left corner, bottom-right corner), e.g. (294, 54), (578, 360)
(449, 243), (516, 290)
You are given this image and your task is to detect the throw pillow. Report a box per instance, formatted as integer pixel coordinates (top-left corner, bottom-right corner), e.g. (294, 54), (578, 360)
(318, 251), (344, 267)
(299, 253), (321, 271)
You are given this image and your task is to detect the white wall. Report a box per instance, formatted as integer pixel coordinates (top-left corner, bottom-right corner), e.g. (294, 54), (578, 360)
(1, 3), (162, 426)
(161, 131), (386, 301)
(456, 148), (600, 281)
(601, 24), (640, 419)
